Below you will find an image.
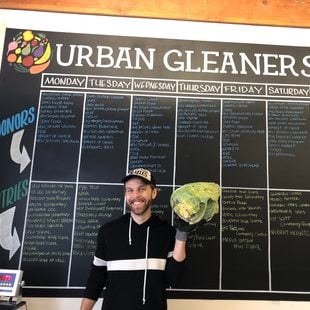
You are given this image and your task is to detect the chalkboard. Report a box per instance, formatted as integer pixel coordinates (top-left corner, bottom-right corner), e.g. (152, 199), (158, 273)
(1, 12), (310, 301)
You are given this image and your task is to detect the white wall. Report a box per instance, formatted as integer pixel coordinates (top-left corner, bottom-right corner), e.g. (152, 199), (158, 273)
(22, 298), (310, 310)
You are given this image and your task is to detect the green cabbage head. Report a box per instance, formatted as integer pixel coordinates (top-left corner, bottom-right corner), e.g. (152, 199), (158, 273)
(170, 182), (220, 224)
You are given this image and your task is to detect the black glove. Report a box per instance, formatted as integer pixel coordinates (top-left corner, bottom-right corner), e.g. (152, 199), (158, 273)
(174, 216), (206, 241)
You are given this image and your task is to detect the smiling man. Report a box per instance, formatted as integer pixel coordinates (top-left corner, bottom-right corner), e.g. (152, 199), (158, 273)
(80, 168), (188, 310)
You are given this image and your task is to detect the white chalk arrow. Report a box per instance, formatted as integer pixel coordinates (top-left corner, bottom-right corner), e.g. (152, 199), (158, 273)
(10, 129), (31, 173)
(0, 207), (21, 260)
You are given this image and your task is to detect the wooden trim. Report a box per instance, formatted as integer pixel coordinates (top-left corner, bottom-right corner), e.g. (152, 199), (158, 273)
(0, 0), (310, 27)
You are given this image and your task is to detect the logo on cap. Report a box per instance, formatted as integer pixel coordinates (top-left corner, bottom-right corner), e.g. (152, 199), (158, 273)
(122, 168), (156, 186)
(130, 168), (151, 182)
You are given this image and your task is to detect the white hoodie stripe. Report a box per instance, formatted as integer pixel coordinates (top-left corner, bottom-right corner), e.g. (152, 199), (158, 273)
(107, 258), (166, 271)
(93, 256), (107, 266)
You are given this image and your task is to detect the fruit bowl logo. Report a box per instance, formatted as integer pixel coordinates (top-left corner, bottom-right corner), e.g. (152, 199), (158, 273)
(6, 30), (52, 74)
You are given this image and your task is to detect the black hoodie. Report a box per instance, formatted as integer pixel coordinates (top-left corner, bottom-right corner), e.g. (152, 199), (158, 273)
(84, 213), (185, 310)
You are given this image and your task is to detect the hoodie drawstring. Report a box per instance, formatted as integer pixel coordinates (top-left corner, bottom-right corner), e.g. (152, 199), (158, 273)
(128, 216), (132, 245)
(128, 216), (150, 304)
(143, 226), (150, 305)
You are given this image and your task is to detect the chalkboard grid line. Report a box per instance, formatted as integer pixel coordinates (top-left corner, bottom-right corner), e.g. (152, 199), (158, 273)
(20, 284), (310, 295)
(221, 186), (310, 192)
(122, 94), (135, 215)
(265, 100), (272, 292)
(66, 91), (88, 287)
(167, 288), (310, 295)
(26, 181), (310, 193)
(219, 98), (224, 290)
(21, 286), (310, 295)
(124, 94), (133, 176)
(30, 179), (228, 189)
(170, 96), (180, 227)
(38, 87), (310, 103)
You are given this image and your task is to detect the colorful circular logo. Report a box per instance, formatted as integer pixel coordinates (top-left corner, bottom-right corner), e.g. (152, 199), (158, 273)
(6, 30), (52, 74)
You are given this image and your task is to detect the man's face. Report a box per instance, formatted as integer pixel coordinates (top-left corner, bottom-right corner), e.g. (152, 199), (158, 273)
(124, 178), (157, 216)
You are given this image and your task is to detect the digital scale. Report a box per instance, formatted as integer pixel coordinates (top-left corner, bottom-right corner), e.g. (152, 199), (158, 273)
(0, 270), (26, 310)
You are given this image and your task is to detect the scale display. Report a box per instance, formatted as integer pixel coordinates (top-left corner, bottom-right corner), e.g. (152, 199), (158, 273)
(0, 270), (23, 297)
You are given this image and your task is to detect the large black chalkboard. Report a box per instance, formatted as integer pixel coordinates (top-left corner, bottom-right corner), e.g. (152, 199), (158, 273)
(1, 18), (310, 301)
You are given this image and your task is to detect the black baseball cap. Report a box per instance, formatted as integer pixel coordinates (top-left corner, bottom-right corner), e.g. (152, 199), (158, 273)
(122, 168), (156, 187)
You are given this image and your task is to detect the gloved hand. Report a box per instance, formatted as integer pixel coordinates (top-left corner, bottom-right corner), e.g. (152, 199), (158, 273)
(174, 216), (206, 241)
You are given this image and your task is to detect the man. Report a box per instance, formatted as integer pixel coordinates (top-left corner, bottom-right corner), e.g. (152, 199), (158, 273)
(80, 168), (189, 310)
